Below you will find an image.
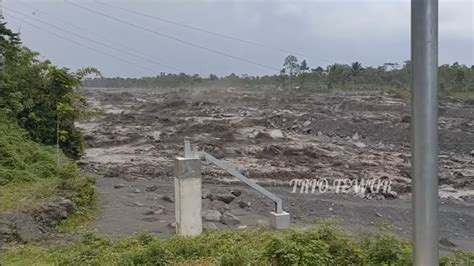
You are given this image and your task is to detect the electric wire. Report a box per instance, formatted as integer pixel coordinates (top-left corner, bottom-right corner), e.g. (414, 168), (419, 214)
(15, 0), (183, 72)
(4, 11), (157, 74)
(5, 7), (183, 72)
(16, 0), (87, 32)
(64, 0), (280, 71)
(94, 0), (337, 65)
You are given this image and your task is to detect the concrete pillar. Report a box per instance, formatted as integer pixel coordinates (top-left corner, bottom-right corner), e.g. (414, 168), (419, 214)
(174, 157), (202, 236)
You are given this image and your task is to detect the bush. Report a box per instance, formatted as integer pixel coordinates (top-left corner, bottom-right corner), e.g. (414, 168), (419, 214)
(0, 115), (56, 185)
(1, 22), (98, 159)
(2, 225), (472, 265)
(0, 115), (95, 212)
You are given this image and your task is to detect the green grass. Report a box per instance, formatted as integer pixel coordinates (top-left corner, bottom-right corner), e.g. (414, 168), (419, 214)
(1, 225), (473, 266)
(0, 115), (96, 214)
(0, 179), (61, 213)
(58, 206), (98, 233)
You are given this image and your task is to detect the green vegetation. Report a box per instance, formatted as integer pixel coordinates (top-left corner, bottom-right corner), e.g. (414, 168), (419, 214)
(0, 22), (96, 214)
(85, 56), (473, 99)
(2, 225), (473, 265)
(0, 115), (96, 213)
(58, 207), (98, 233)
(1, 22), (99, 159)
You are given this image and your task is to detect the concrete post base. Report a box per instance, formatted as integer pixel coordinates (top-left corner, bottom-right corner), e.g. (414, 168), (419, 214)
(269, 211), (290, 230)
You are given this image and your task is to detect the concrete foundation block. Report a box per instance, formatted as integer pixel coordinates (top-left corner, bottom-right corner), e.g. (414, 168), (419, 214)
(269, 211), (290, 230)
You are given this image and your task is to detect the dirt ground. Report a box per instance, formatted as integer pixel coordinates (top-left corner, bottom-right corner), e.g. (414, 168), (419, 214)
(77, 87), (474, 253)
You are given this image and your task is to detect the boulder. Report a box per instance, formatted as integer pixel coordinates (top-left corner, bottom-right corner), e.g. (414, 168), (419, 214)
(221, 212), (240, 225)
(268, 129), (284, 139)
(353, 142), (367, 149)
(114, 184), (125, 189)
(202, 189), (212, 199)
(162, 196), (174, 203)
(230, 189), (242, 197)
(212, 193), (236, 204)
(203, 210), (222, 222)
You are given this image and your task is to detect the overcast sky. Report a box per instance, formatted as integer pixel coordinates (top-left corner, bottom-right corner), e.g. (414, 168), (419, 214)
(3, 0), (473, 77)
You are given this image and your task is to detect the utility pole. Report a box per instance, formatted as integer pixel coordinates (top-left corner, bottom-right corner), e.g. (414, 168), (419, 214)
(411, 0), (439, 265)
(0, 0), (3, 20)
(0, 0), (4, 72)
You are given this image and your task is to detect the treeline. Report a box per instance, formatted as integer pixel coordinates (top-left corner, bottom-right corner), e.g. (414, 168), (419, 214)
(85, 56), (474, 96)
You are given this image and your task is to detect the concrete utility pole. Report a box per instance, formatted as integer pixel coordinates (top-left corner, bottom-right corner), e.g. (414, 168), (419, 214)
(174, 156), (202, 236)
(0, 0), (3, 20)
(0, 0), (4, 71)
(411, 0), (439, 265)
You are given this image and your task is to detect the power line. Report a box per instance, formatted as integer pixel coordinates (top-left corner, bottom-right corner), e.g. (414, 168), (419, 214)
(94, 0), (337, 65)
(4, 11), (157, 74)
(5, 7), (183, 72)
(64, 0), (280, 72)
(15, 0), (182, 72)
(16, 0), (86, 32)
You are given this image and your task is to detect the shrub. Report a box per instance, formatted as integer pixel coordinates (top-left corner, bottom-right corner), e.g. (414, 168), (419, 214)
(0, 115), (95, 212)
(2, 227), (472, 265)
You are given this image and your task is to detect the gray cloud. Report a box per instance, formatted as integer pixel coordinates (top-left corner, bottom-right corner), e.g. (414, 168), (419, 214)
(3, 0), (473, 77)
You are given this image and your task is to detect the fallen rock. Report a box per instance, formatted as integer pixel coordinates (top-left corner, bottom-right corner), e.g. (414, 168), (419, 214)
(211, 201), (231, 212)
(142, 217), (159, 222)
(1, 198), (77, 245)
(439, 237), (456, 248)
(221, 212), (240, 225)
(143, 209), (155, 216)
(268, 129), (284, 139)
(352, 133), (360, 140)
(203, 210), (222, 222)
(202, 189), (212, 199)
(34, 198), (77, 227)
(14, 214), (47, 243)
(114, 184), (126, 189)
(212, 193), (236, 204)
(237, 201), (250, 209)
(255, 132), (272, 140)
(353, 142), (367, 149)
(230, 189), (242, 197)
(145, 185), (158, 192)
(162, 196), (174, 203)
(203, 222), (218, 230)
(401, 115), (411, 123)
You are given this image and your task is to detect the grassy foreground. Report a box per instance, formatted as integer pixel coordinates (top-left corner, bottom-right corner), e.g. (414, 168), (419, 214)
(0, 115), (95, 213)
(2, 225), (473, 266)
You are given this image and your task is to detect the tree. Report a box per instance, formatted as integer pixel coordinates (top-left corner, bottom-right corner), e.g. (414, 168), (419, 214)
(283, 55), (300, 89)
(209, 74), (218, 80)
(0, 22), (94, 159)
(312, 66), (324, 73)
(351, 62), (363, 76)
(283, 55), (300, 77)
(300, 60), (309, 73)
